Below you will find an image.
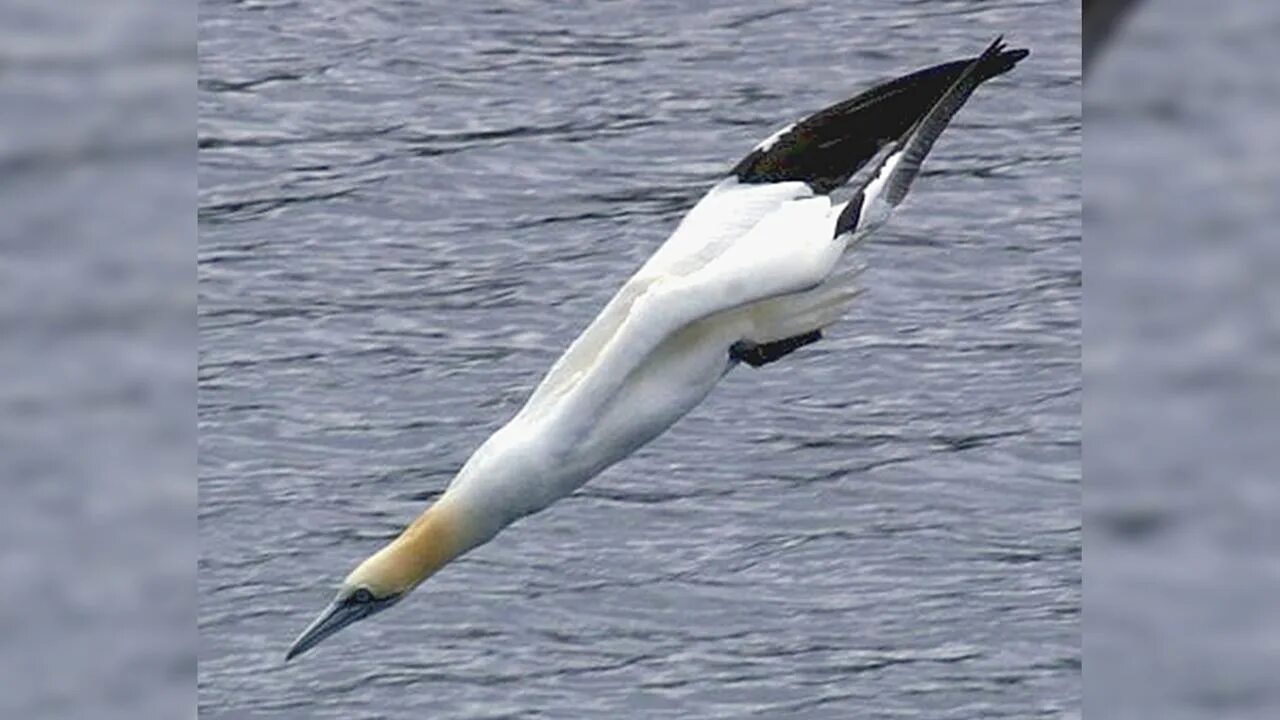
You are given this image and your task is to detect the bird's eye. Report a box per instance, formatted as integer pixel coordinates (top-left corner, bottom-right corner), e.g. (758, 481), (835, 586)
(351, 588), (374, 604)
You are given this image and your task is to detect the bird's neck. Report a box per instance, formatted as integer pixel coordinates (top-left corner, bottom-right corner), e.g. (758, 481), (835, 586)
(354, 494), (475, 593)
(367, 423), (553, 594)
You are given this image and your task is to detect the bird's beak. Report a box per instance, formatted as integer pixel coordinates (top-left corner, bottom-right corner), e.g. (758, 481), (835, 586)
(285, 596), (369, 662)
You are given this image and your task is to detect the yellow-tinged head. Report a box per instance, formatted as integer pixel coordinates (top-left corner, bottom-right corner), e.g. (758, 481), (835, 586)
(285, 498), (468, 661)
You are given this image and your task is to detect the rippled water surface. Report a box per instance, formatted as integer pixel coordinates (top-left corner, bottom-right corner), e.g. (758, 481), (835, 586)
(199, 1), (1079, 717)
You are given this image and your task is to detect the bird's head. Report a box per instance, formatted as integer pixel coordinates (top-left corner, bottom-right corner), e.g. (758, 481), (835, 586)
(285, 498), (468, 661)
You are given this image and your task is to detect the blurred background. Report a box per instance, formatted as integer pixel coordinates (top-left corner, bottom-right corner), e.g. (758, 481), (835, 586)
(0, 1), (194, 718)
(1085, 0), (1280, 717)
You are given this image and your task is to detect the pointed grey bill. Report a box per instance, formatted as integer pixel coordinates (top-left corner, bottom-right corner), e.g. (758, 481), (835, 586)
(285, 597), (371, 662)
(285, 588), (403, 661)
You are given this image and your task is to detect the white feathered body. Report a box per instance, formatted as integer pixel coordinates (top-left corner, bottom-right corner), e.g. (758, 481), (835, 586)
(438, 38), (1023, 551)
(443, 179), (867, 544)
(285, 40), (1027, 664)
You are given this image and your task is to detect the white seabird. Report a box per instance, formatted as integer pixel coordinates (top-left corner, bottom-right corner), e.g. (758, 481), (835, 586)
(287, 37), (1029, 661)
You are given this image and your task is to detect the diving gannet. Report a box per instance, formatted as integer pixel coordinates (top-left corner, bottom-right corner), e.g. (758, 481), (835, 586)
(287, 37), (1029, 661)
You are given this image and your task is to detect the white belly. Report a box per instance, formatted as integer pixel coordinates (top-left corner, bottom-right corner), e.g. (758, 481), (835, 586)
(574, 319), (738, 473)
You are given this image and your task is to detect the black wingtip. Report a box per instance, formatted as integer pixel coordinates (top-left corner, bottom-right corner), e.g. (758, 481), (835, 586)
(730, 37), (1029, 195)
(983, 36), (1031, 80)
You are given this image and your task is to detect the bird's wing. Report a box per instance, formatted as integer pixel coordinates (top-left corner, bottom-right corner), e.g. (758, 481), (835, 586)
(624, 39), (1028, 283)
(521, 37), (1029, 419)
(522, 194), (841, 421)
(729, 41), (1028, 194)
(523, 177), (814, 411)
(839, 37), (1023, 239)
(637, 178), (814, 278)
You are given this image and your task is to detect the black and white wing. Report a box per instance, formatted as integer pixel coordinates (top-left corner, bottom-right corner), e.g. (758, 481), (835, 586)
(523, 38), (1029, 417)
(837, 37), (1029, 239)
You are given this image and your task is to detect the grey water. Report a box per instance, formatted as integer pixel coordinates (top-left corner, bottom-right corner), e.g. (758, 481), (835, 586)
(199, 1), (1079, 718)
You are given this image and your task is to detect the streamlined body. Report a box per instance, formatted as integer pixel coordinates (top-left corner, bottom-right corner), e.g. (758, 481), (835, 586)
(450, 181), (850, 531)
(287, 38), (1029, 661)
